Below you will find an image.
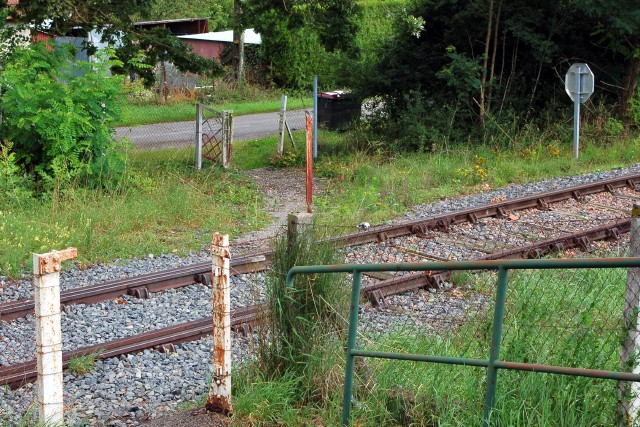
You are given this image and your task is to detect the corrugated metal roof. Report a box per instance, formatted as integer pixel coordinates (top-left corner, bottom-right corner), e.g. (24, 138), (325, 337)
(178, 28), (261, 45)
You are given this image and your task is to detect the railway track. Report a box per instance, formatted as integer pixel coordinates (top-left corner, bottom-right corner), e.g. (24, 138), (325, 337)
(2, 174), (639, 389)
(2, 173), (639, 322)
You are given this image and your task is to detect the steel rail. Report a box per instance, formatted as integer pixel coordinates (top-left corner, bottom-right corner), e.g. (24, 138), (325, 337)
(0, 305), (261, 389)
(2, 173), (639, 322)
(0, 217), (632, 389)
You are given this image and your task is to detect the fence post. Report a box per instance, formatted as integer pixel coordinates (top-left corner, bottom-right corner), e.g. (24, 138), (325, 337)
(483, 266), (508, 427)
(196, 103), (203, 170)
(222, 110), (233, 169)
(621, 203), (640, 424)
(306, 113), (313, 213)
(33, 247), (77, 426)
(207, 233), (233, 415)
(277, 95), (287, 158)
(313, 75), (318, 159)
(226, 111), (234, 168)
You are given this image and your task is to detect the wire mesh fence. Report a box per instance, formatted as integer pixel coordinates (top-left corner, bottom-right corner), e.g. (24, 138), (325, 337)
(339, 260), (637, 426)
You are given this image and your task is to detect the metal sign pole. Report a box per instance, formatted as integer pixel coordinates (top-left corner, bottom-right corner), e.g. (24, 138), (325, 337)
(573, 66), (581, 160)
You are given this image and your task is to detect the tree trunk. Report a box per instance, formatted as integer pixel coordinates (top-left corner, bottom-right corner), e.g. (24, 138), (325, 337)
(486, 0), (502, 115)
(480, 0), (495, 126)
(232, 0), (245, 82)
(619, 53), (640, 127)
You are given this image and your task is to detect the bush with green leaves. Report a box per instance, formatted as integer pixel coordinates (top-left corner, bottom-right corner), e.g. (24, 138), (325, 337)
(1, 43), (128, 190)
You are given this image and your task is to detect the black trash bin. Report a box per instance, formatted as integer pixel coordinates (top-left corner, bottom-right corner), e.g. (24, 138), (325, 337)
(317, 91), (361, 130)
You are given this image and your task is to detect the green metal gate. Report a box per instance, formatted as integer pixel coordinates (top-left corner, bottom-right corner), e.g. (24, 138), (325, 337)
(286, 257), (640, 426)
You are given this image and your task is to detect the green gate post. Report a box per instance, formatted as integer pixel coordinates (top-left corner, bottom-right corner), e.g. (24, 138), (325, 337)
(483, 267), (509, 426)
(342, 270), (362, 426)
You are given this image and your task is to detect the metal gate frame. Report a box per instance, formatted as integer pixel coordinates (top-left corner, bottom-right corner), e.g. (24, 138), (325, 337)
(286, 257), (640, 426)
(196, 104), (233, 169)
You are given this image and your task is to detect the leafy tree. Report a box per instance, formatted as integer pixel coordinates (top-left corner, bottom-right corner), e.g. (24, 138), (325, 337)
(354, 0), (640, 147)
(0, 43), (127, 189)
(145, 0), (233, 30)
(243, 0), (361, 88)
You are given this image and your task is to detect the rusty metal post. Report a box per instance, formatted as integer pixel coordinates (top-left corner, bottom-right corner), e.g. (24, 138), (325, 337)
(33, 247), (77, 426)
(306, 113), (313, 213)
(207, 233), (233, 415)
(621, 203), (640, 425)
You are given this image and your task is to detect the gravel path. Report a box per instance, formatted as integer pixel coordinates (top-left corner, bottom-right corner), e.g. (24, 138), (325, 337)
(1, 164), (640, 426)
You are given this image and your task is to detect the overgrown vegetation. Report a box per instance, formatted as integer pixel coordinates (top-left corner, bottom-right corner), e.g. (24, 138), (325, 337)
(233, 228), (349, 425)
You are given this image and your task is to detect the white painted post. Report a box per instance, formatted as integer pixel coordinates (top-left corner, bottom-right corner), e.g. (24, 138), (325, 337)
(621, 204), (640, 425)
(277, 95), (287, 158)
(196, 103), (203, 170)
(33, 247), (77, 426)
(207, 233), (233, 415)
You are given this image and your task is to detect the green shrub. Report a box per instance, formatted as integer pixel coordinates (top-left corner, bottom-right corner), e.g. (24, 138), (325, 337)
(1, 43), (128, 190)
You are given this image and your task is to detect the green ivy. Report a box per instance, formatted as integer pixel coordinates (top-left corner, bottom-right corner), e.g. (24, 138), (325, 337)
(1, 43), (128, 190)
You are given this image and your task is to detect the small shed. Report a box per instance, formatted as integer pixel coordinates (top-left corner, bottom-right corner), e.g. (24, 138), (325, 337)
(178, 28), (261, 60)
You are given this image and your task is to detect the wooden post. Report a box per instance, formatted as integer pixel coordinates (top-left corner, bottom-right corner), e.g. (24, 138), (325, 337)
(277, 95), (287, 158)
(621, 203), (640, 425)
(305, 113), (313, 213)
(33, 247), (77, 426)
(207, 233), (233, 415)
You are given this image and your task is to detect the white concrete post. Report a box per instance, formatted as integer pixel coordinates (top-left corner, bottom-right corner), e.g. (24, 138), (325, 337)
(33, 247), (77, 426)
(207, 233), (233, 415)
(621, 204), (640, 425)
(277, 95), (287, 158)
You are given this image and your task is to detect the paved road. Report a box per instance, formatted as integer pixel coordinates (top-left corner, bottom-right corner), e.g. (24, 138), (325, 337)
(115, 110), (308, 151)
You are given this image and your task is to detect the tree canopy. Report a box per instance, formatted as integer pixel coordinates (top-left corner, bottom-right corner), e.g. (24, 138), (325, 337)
(353, 0), (640, 138)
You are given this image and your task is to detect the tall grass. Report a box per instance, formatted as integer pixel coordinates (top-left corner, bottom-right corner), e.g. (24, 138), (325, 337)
(233, 227), (350, 424)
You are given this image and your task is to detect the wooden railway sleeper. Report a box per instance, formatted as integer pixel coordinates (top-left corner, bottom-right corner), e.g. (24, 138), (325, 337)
(434, 219), (451, 232)
(627, 179), (640, 192)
